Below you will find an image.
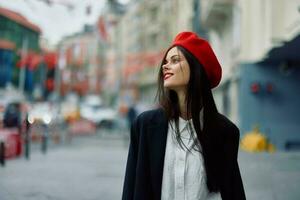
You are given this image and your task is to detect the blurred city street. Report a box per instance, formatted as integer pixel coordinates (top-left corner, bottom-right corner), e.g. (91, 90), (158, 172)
(1, 127), (300, 200)
(0, 0), (300, 200)
(0, 129), (130, 200)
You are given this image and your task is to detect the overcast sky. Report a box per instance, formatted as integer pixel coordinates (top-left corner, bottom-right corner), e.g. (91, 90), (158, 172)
(0, 0), (107, 46)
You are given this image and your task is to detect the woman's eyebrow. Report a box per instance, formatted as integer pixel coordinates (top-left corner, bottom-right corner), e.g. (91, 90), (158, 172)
(166, 54), (180, 60)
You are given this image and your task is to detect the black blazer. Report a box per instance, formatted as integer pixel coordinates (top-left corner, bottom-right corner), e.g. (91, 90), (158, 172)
(122, 108), (246, 200)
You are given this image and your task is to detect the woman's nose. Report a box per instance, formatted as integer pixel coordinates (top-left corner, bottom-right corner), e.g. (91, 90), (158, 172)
(162, 63), (170, 71)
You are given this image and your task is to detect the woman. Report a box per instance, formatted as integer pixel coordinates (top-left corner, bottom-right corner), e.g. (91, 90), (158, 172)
(122, 32), (246, 200)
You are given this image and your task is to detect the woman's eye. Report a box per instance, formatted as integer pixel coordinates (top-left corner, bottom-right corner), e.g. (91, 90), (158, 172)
(171, 58), (180, 63)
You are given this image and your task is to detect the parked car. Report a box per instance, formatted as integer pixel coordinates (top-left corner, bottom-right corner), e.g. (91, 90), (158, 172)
(79, 95), (117, 128)
(28, 102), (64, 143)
(28, 102), (56, 125)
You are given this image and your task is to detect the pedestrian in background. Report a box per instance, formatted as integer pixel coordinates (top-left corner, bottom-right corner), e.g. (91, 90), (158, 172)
(127, 104), (137, 130)
(122, 32), (246, 200)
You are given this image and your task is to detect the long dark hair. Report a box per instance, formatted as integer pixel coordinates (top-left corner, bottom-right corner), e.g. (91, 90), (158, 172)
(156, 45), (220, 193)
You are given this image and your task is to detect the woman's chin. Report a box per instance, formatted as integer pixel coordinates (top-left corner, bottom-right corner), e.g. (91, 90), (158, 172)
(163, 83), (173, 89)
(163, 84), (177, 91)
(163, 84), (187, 93)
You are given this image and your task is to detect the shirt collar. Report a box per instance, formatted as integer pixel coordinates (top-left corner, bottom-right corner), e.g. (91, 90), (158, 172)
(177, 108), (204, 133)
(178, 117), (191, 133)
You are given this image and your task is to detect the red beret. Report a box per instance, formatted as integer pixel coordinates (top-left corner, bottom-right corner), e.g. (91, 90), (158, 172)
(168, 31), (222, 88)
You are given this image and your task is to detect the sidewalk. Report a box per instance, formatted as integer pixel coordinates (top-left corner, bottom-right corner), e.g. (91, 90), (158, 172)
(0, 132), (129, 200)
(239, 151), (300, 200)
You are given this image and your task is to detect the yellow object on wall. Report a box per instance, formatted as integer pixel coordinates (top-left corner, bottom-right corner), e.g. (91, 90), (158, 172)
(240, 126), (276, 153)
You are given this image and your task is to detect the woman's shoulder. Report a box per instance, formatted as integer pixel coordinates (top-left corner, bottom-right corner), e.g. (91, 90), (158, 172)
(136, 107), (165, 124)
(216, 113), (240, 139)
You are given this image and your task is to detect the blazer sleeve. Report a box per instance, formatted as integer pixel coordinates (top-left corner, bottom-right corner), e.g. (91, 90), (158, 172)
(122, 118), (139, 200)
(221, 125), (246, 200)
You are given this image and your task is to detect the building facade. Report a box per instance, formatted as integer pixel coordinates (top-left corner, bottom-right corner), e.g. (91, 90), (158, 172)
(114, 0), (196, 110)
(0, 6), (41, 92)
(200, 0), (300, 150)
(57, 25), (102, 98)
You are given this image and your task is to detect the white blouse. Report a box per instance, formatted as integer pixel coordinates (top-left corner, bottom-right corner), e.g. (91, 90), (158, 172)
(161, 111), (221, 200)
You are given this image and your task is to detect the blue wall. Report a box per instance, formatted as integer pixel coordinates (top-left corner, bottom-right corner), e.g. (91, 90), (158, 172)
(238, 63), (300, 150)
(0, 49), (13, 87)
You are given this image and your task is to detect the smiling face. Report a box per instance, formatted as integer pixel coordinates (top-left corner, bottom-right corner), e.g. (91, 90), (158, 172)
(162, 47), (190, 92)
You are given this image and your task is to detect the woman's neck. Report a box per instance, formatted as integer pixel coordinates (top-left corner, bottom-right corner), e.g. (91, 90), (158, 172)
(176, 90), (190, 120)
